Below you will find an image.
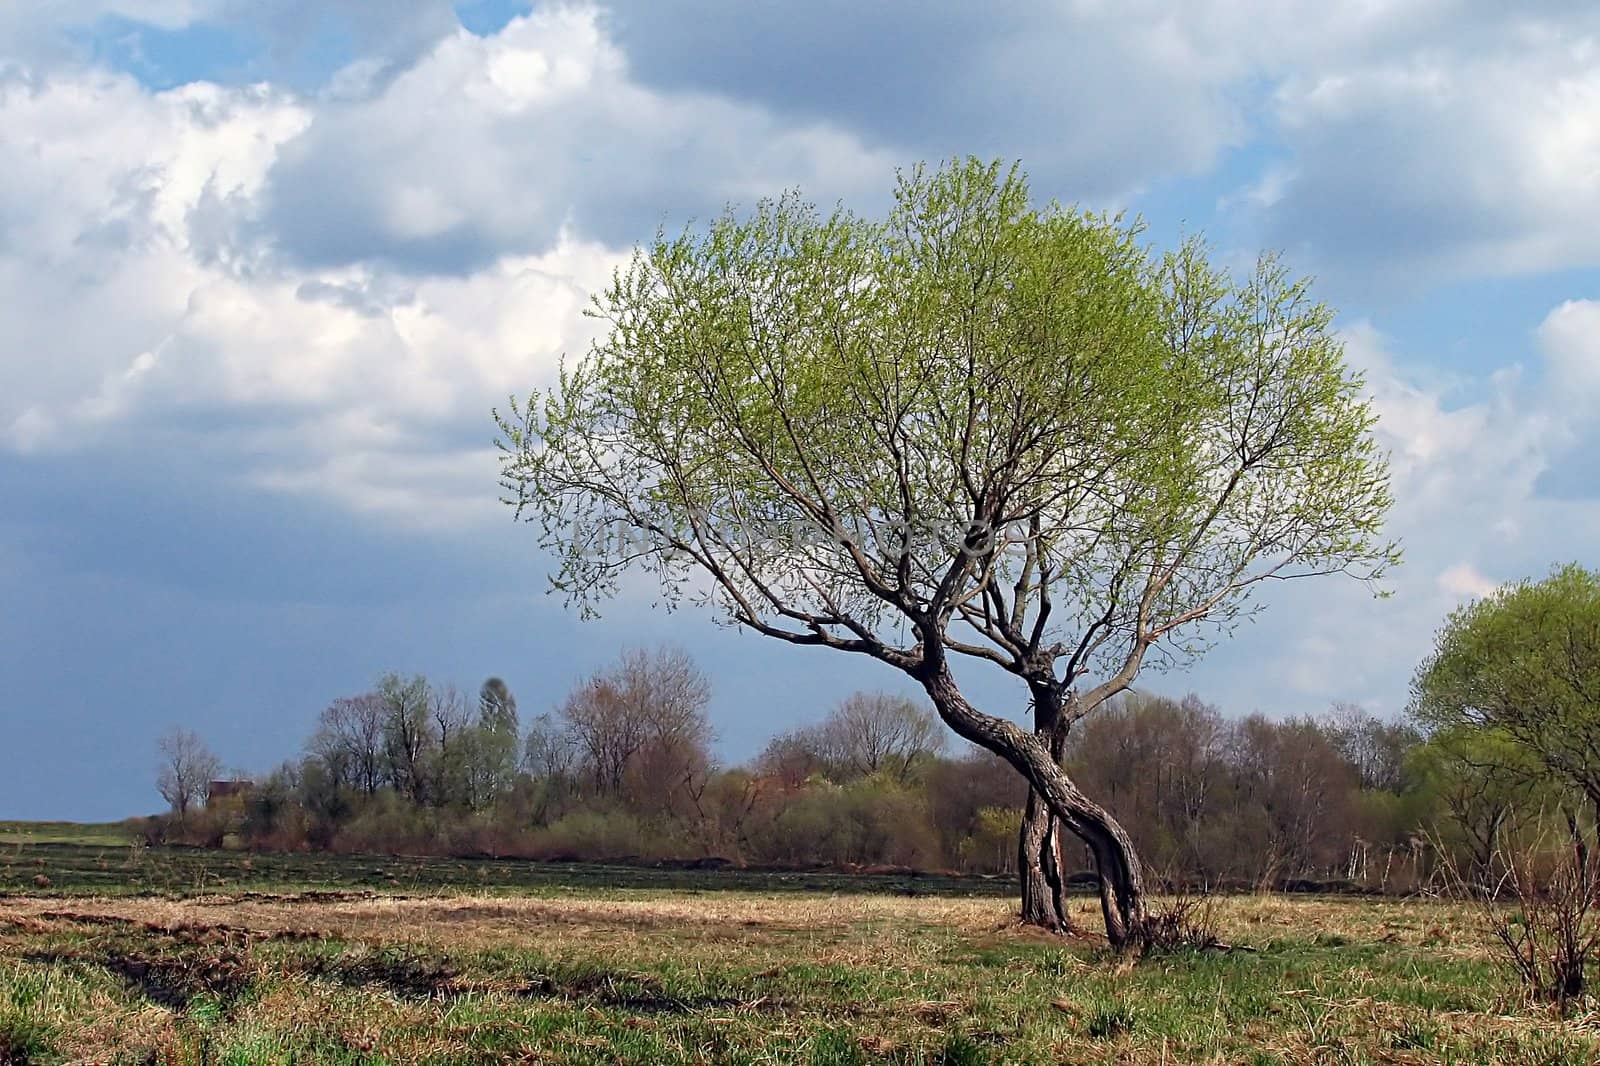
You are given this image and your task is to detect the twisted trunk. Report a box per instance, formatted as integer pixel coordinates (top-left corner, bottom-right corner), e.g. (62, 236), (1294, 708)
(921, 663), (1148, 947)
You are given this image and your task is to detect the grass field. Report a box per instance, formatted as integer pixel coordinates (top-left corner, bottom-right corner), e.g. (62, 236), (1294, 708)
(2, 838), (1597, 1063)
(0, 822), (134, 847)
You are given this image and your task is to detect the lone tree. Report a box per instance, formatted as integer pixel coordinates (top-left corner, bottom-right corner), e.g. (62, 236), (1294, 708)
(497, 159), (1396, 946)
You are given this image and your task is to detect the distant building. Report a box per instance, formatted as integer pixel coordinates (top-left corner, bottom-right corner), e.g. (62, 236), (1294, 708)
(205, 780), (253, 803)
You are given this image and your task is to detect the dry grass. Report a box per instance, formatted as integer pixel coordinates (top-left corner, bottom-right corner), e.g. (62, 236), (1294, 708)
(0, 889), (1594, 1064)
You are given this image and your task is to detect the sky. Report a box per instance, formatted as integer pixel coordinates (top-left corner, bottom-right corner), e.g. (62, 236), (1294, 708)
(2, 2), (1598, 821)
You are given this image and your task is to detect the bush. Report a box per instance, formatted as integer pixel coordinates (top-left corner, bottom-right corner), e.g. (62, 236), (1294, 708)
(740, 778), (943, 869)
(1487, 846), (1599, 1008)
(1439, 823), (1600, 1011)
(331, 792), (438, 855)
(523, 810), (655, 862)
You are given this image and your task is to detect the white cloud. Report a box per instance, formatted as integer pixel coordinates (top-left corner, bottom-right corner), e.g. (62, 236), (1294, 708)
(0, 68), (308, 444)
(3, 0), (1600, 727)
(1436, 564), (1499, 600)
(257, 7), (899, 271)
(1538, 299), (1600, 403)
(1246, 6), (1600, 286)
(0, 8), (897, 528)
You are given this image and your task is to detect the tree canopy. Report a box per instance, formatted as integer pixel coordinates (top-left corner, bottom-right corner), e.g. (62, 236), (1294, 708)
(500, 160), (1395, 697)
(1412, 563), (1600, 817)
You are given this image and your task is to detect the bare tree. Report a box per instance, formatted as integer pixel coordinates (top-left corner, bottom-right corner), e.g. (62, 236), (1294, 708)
(310, 693), (387, 795)
(1323, 702), (1419, 793)
(377, 672), (432, 805)
(156, 726), (221, 822)
(769, 692), (945, 784)
(559, 647), (714, 811)
(523, 712), (576, 780)
(755, 731), (829, 789)
(428, 683), (472, 809)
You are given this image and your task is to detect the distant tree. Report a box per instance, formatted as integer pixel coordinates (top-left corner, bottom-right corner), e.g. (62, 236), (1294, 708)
(755, 731), (829, 790)
(498, 158), (1398, 945)
(761, 693), (944, 785)
(1323, 702), (1420, 794)
(155, 726), (221, 822)
(426, 683), (473, 809)
(309, 693), (387, 796)
(924, 746), (1027, 871)
(377, 672), (432, 805)
(1411, 564), (1600, 846)
(559, 647), (714, 812)
(472, 677), (522, 809)
(817, 692), (945, 783)
(1226, 715), (1357, 888)
(1068, 693), (1227, 887)
(523, 712), (576, 780)
(480, 677), (517, 723)
(520, 711), (578, 826)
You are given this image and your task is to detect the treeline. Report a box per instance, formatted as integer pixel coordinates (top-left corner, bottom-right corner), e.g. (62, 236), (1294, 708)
(149, 646), (1474, 890)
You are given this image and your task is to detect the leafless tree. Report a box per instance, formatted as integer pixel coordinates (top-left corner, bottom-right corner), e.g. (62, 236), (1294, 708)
(428, 683), (472, 808)
(559, 647), (714, 811)
(766, 692), (945, 784)
(1323, 702), (1419, 793)
(817, 692), (944, 782)
(310, 693), (387, 795)
(156, 726), (221, 822)
(755, 732), (830, 790)
(378, 672), (432, 805)
(523, 712), (576, 780)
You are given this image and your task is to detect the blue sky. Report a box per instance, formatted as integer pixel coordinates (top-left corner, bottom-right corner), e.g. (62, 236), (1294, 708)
(2, 1), (1598, 820)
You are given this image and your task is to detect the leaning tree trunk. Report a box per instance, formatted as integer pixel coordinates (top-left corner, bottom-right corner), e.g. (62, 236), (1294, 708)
(922, 664), (1149, 948)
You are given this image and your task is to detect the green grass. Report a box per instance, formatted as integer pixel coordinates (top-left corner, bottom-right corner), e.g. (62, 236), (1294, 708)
(0, 841), (1594, 1063)
(0, 821), (132, 847)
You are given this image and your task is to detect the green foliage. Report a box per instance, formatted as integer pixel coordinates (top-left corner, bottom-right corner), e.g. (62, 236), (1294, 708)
(1412, 564), (1600, 805)
(498, 156), (1396, 681)
(498, 156), (1398, 947)
(527, 810), (653, 862)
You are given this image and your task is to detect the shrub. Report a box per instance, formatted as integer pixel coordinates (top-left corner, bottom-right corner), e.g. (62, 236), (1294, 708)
(1439, 822), (1600, 1012)
(524, 810), (654, 862)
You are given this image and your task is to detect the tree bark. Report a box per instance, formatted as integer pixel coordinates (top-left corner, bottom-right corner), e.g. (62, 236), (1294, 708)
(920, 662), (1149, 947)
(1019, 790), (1070, 931)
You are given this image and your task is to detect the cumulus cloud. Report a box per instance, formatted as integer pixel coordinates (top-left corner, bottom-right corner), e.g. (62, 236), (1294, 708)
(1538, 299), (1600, 402)
(0, 7), (905, 529)
(597, 0), (1600, 290)
(1249, 5), (1600, 288)
(256, 6), (897, 273)
(1436, 563), (1500, 600)
(4, 0), (1600, 737)
(1531, 299), (1600, 500)
(0, 1), (461, 85)
(0, 67), (308, 446)
(601, 0), (1249, 205)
